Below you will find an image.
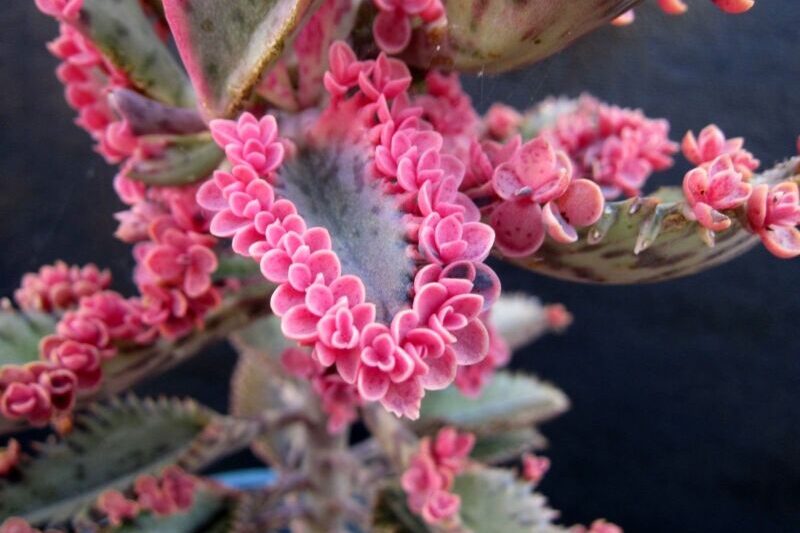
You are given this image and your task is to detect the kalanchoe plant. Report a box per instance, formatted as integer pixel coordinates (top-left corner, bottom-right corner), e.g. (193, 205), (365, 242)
(2, 0), (796, 531)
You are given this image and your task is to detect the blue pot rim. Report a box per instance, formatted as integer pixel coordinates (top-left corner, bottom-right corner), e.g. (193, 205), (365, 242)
(211, 468), (276, 490)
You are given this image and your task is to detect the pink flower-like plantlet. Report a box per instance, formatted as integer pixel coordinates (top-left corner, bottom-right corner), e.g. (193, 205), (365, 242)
(96, 490), (141, 526)
(747, 182), (800, 258)
(0, 439), (20, 477)
(683, 155), (752, 232)
(521, 453), (551, 484)
(209, 113), (285, 177)
(682, 124), (759, 177)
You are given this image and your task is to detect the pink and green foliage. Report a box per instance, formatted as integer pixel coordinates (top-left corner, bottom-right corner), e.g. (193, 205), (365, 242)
(1, 0), (795, 531)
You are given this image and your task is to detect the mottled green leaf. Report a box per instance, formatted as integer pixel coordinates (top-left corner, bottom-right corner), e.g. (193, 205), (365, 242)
(0, 307), (56, 366)
(371, 485), (431, 533)
(127, 133), (224, 186)
(106, 489), (235, 533)
(502, 158), (800, 284)
(230, 316), (308, 469)
(163, 0), (318, 118)
(471, 428), (545, 465)
(412, 0), (636, 73)
(78, 0), (194, 106)
(418, 372), (568, 434)
(453, 467), (565, 533)
(0, 396), (255, 527)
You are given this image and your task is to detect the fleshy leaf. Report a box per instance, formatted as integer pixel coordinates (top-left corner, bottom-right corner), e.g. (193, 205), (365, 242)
(77, 0), (194, 106)
(0, 307), (56, 366)
(453, 466), (565, 533)
(371, 485), (431, 533)
(127, 133), (224, 186)
(110, 89), (207, 136)
(230, 316), (308, 469)
(417, 372), (569, 433)
(471, 428), (546, 465)
(500, 158), (800, 284)
(0, 396), (257, 527)
(163, 0), (318, 118)
(104, 489), (235, 533)
(410, 0), (637, 73)
(277, 147), (415, 323)
(491, 294), (558, 351)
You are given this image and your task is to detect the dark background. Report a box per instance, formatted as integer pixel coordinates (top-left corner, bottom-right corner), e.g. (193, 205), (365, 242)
(2, 2), (799, 531)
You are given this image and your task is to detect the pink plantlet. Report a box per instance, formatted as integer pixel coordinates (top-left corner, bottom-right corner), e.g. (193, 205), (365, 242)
(455, 323), (510, 397)
(581, 519), (625, 533)
(0, 362), (79, 427)
(747, 182), (800, 258)
(96, 490), (141, 526)
(542, 179), (605, 244)
(0, 439), (20, 477)
(485, 104), (523, 141)
(142, 224), (218, 298)
(372, 0), (445, 55)
(209, 113), (286, 177)
(683, 155), (752, 232)
(401, 427), (474, 525)
(34, 0), (83, 22)
(0, 518), (43, 533)
(14, 261), (111, 313)
(40, 338), (102, 389)
(682, 124), (759, 177)
(657, 0), (689, 15)
(493, 138), (573, 205)
(712, 0), (755, 14)
(521, 453), (551, 484)
(545, 303), (574, 332)
(611, 10), (636, 26)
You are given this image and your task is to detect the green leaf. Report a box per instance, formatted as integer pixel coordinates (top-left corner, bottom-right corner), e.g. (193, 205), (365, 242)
(277, 147), (414, 323)
(371, 485), (431, 533)
(414, 0), (635, 73)
(213, 255), (266, 283)
(127, 133), (224, 186)
(471, 428), (545, 465)
(453, 467), (566, 533)
(418, 372), (568, 434)
(0, 307), (56, 366)
(0, 396), (256, 527)
(230, 316), (308, 468)
(163, 0), (318, 118)
(502, 158), (800, 284)
(491, 294), (557, 351)
(106, 489), (235, 533)
(78, 0), (194, 106)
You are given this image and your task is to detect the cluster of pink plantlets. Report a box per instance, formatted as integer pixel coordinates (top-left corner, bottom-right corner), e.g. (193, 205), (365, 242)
(96, 466), (198, 525)
(401, 427), (475, 525)
(14, 262), (111, 314)
(45, 21), (137, 164)
(677, 125), (800, 257)
(538, 96), (679, 200)
(199, 41), (499, 419)
(0, 175), (221, 427)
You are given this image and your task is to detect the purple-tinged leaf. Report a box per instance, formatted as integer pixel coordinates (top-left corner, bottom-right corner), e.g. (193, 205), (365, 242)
(110, 89), (207, 136)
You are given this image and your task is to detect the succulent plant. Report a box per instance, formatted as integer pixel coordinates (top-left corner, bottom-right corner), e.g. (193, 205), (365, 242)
(3, 0), (794, 531)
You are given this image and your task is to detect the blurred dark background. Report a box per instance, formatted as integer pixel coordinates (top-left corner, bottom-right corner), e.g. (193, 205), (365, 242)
(2, 2), (799, 531)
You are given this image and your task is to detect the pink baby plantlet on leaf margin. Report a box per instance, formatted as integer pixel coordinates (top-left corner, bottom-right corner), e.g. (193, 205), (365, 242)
(0, 0), (794, 531)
